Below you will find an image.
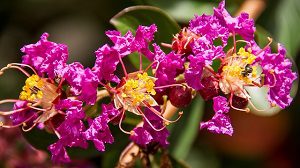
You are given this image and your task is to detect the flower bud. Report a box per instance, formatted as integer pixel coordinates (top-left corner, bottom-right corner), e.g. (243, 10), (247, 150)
(198, 76), (219, 101)
(232, 95), (248, 109)
(172, 28), (198, 56)
(169, 86), (192, 108)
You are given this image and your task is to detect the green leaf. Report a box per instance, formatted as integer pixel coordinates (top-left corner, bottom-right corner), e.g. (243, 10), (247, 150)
(133, 0), (241, 23)
(170, 96), (204, 159)
(144, 0), (215, 23)
(110, 5), (180, 69)
(110, 5), (180, 44)
(275, 0), (300, 58)
(255, 25), (275, 49)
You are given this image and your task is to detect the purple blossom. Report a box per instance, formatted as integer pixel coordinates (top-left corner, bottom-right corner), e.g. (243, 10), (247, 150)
(212, 96), (230, 113)
(83, 103), (115, 152)
(184, 55), (205, 90)
(105, 24), (157, 59)
(62, 62), (99, 105)
(260, 44), (297, 108)
(184, 34), (224, 91)
(130, 107), (169, 148)
(48, 141), (71, 163)
(21, 33), (68, 78)
(10, 101), (37, 126)
(94, 44), (120, 83)
(55, 99), (87, 146)
(102, 103), (121, 120)
(213, 0), (255, 41)
(191, 36), (224, 65)
(132, 24), (157, 59)
(189, 14), (229, 45)
(130, 127), (153, 146)
(106, 30), (134, 56)
(153, 45), (185, 88)
(77, 68), (99, 105)
(48, 99), (88, 163)
(61, 62), (85, 95)
(94, 25), (158, 84)
(200, 96), (233, 136)
(151, 43), (166, 62)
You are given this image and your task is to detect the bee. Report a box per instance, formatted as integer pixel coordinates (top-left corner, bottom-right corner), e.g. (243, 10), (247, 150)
(241, 64), (253, 77)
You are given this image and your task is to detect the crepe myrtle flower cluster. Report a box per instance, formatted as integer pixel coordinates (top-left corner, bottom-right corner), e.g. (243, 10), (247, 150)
(0, 25), (185, 163)
(164, 0), (297, 135)
(0, 0), (297, 164)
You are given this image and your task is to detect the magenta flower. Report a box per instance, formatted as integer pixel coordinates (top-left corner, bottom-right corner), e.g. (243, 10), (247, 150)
(0, 33), (100, 163)
(189, 14), (229, 45)
(130, 107), (169, 148)
(62, 62), (99, 105)
(83, 104), (115, 152)
(132, 24), (158, 59)
(152, 44), (185, 89)
(21, 33), (68, 78)
(105, 24), (157, 60)
(92, 25), (183, 148)
(166, 0), (297, 136)
(49, 99), (88, 163)
(94, 44), (121, 83)
(184, 36), (224, 90)
(259, 44), (297, 108)
(213, 0), (255, 41)
(10, 101), (37, 126)
(200, 96), (233, 136)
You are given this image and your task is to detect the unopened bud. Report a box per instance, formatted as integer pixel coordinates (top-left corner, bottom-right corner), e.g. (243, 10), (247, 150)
(169, 86), (192, 108)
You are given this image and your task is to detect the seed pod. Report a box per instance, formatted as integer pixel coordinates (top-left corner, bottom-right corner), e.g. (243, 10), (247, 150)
(231, 94), (249, 109)
(171, 28), (198, 56)
(169, 86), (192, 108)
(198, 76), (219, 101)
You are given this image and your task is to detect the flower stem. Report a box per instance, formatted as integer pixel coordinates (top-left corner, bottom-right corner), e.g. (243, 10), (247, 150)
(118, 101), (179, 167)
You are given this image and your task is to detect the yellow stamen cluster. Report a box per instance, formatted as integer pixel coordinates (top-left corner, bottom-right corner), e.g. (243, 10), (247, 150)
(238, 47), (256, 64)
(19, 75), (44, 101)
(122, 72), (156, 106)
(222, 47), (257, 84)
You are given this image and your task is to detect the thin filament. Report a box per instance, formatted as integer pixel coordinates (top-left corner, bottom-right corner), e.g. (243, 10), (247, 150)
(0, 99), (21, 104)
(0, 113), (37, 128)
(0, 107), (30, 115)
(229, 92), (250, 113)
(1, 65), (30, 77)
(139, 53), (143, 71)
(144, 103), (183, 124)
(118, 54), (128, 77)
(256, 37), (273, 55)
(161, 43), (172, 49)
(233, 32), (237, 53)
(9, 63), (38, 75)
(143, 60), (158, 73)
(118, 108), (131, 134)
(137, 107), (166, 132)
(154, 83), (184, 90)
(22, 122), (37, 132)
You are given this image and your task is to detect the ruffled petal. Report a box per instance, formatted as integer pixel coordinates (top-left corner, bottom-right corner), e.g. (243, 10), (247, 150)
(260, 44), (297, 108)
(200, 96), (233, 136)
(21, 33), (68, 78)
(213, 0), (255, 41)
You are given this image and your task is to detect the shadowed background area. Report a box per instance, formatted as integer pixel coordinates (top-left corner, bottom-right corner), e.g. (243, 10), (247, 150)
(0, 0), (299, 167)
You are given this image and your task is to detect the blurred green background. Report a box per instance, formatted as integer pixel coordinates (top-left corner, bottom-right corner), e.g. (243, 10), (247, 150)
(0, 0), (300, 167)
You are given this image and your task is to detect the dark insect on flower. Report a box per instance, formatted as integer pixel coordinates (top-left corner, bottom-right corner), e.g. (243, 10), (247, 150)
(241, 64), (253, 77)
